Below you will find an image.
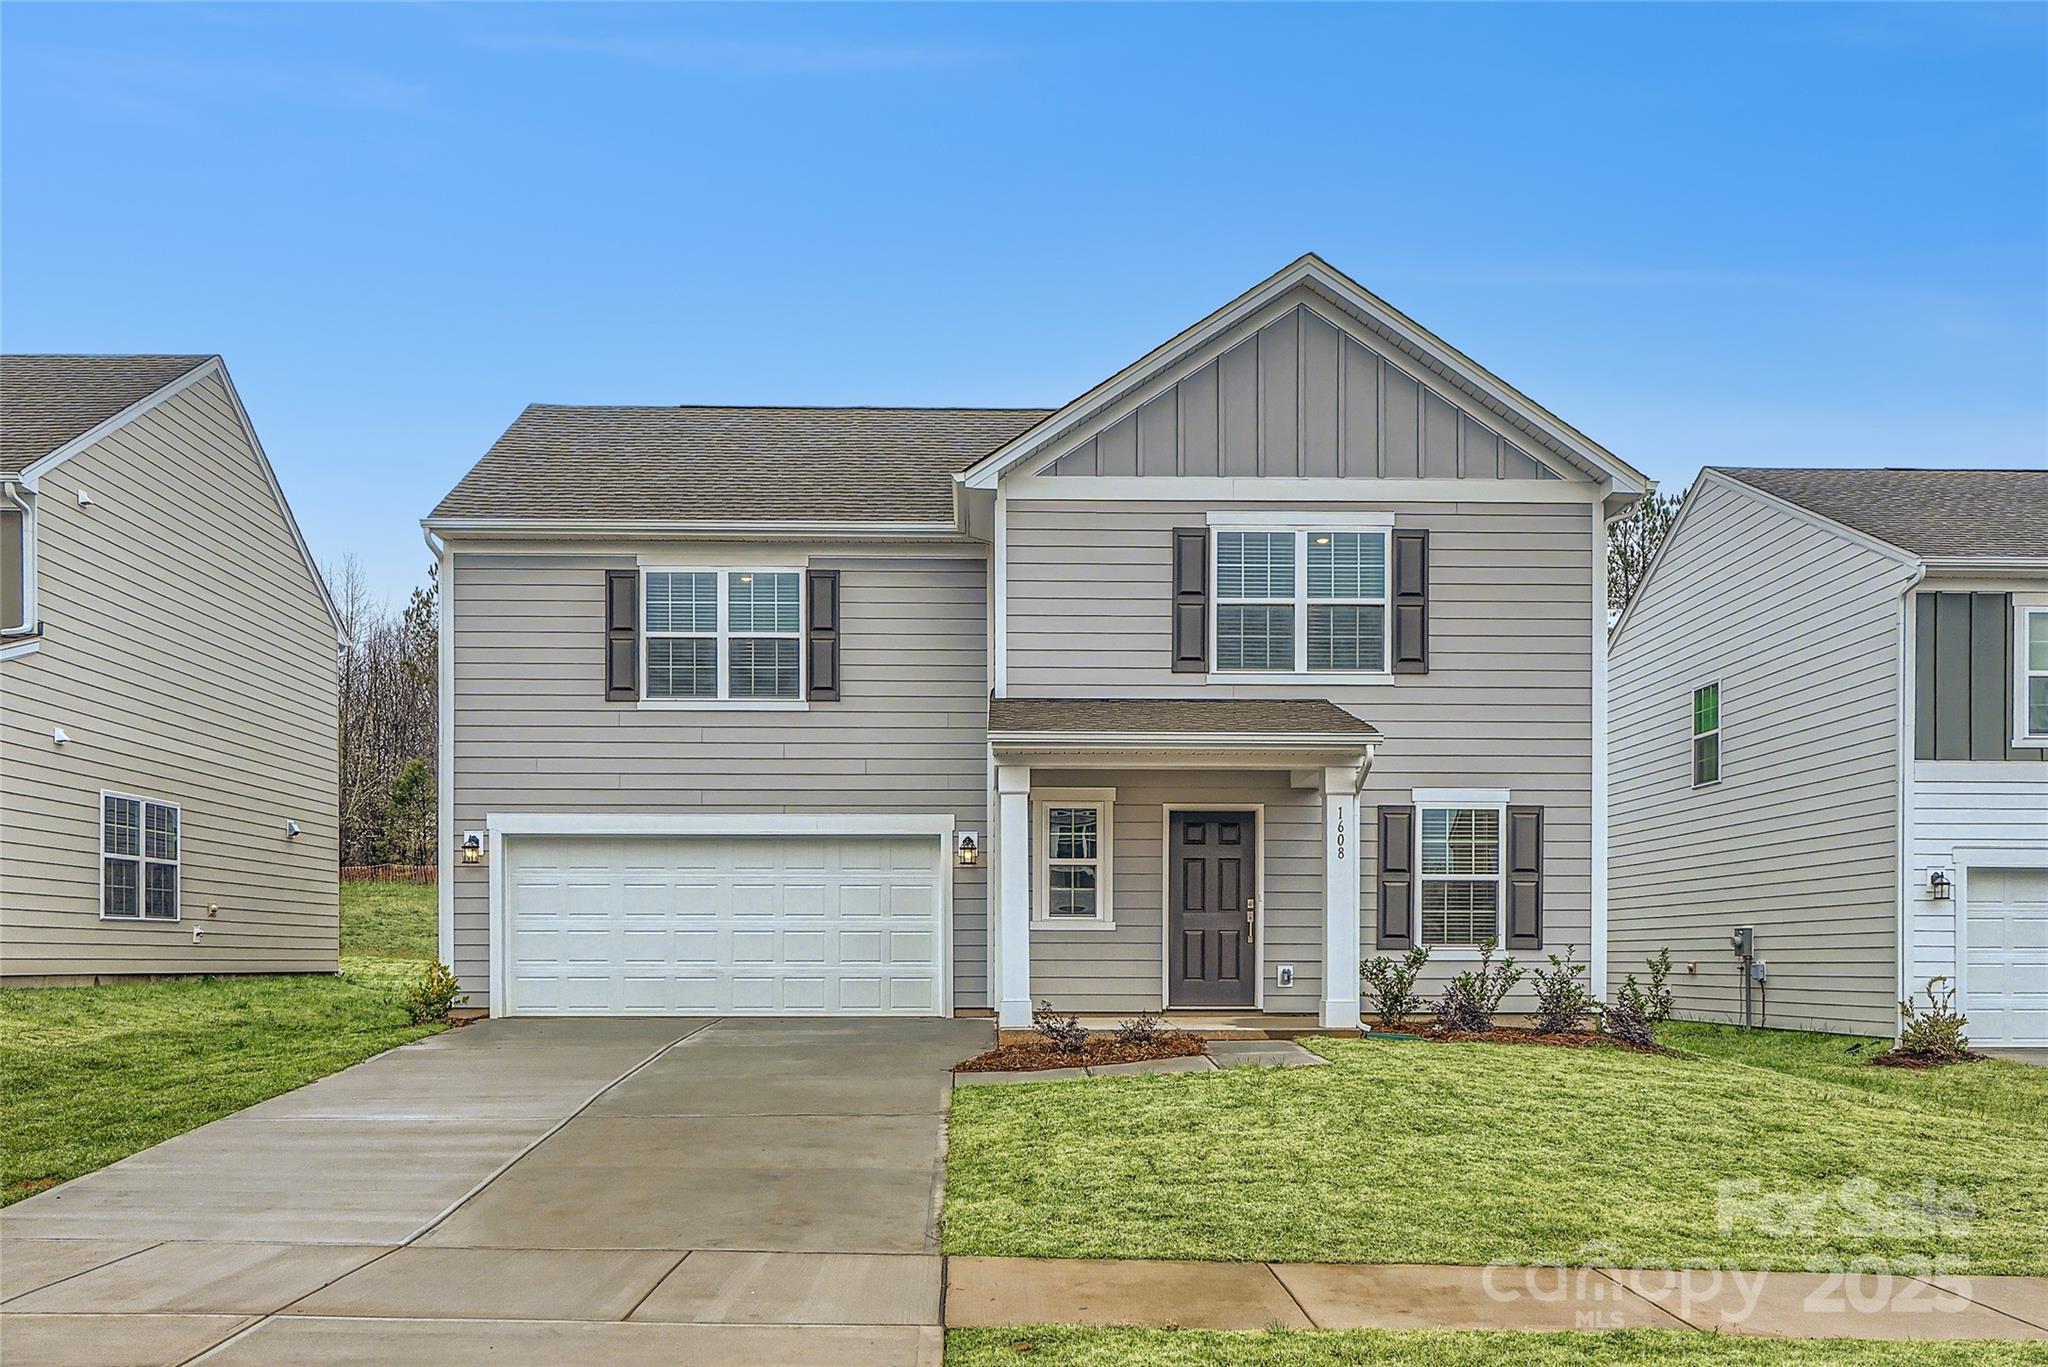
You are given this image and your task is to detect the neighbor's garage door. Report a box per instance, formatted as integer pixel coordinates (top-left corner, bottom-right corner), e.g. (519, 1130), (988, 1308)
(503, 833), (945, 1016)
(1966, 867), (2048, 1046)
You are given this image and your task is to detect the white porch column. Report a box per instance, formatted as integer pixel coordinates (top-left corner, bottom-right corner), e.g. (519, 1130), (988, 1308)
(1321, 765), (1362, 1028)
(995, 762), (1034, 1028)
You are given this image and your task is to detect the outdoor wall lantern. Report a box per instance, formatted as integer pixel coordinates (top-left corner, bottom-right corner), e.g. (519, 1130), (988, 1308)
(955, 831), (981, 867)
(461, 832), (483, 866)
(1927, 869), (1953, 901)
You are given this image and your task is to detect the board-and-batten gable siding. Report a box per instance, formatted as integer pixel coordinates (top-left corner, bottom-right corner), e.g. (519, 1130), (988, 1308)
(449, 546), (991, 1011)
(1040, 297), (1567, 482)
(1607, 477), (1919, 1035)
(0, 374), (340, 976)
(1026, 767), (1322, 1015)
(1005, 497), (1595, 1005)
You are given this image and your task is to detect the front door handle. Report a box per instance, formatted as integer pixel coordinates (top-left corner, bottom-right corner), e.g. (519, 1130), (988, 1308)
(1245, 905), (1255, 943)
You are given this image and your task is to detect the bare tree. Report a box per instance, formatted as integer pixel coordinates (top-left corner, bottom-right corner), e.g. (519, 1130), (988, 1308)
(1607, 491), (1680, 619)
(332, 555), (438, 867)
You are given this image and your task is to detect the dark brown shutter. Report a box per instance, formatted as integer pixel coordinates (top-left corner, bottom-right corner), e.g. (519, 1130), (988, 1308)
(1391, 528), (1429, 674)
(1376, 805), (1414, 949)
(1505, 805), (1543, 949)
(604, 570), (638, 701)
(806, 568), (841, 702)
(1171, 527), (1208, 673)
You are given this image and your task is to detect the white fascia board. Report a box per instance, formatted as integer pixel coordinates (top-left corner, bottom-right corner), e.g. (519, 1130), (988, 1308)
(958, 255), (1647, 495)
(20, 356), (342, 637)
(420, 516), (976, 543)
(486, 812), (958, 838)
(988, 730), (1379, 750)
(1005, 476), (1598, 505)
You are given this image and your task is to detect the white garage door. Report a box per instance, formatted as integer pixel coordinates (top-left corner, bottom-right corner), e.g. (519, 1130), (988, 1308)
(1965, 867), (2048, 1046)
(502, 832), (946, 1016)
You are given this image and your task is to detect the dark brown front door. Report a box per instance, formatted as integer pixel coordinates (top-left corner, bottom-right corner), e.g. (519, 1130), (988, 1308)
(1169, 810), (1256, 1007)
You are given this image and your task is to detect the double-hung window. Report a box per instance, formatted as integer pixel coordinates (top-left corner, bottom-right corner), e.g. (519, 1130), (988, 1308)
(1212, 521), (1390, 676)
(2020, 603), (2048, 744)
(1692, 682), (1721, 786)
(643, 568), (802, 702)
(102, 793), (179, 921)
(1417, 805), (1502, 947)
(1033, 791), (1114, 926)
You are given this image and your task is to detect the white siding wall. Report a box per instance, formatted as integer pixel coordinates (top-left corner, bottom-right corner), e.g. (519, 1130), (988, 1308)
(1905, 761), (2048, 990)
(1007, 497), (1596, 1007)
(1609, 477), (1919, 1035)
(447, 546), (990, 1012)
(0, 376), (340, 978)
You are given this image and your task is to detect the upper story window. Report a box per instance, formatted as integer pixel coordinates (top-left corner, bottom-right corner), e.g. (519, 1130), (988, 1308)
(103, 793), (179, 921)
(1418, 805), (1502, 947)
(643, 568), (802, 702)
(1692, 682), (1721, 786)
(1032, 790), (1114, 927)
(2021, 602), (2048, 743)
(1, 501), (29, 635)
(1211, 520), (1390, 677)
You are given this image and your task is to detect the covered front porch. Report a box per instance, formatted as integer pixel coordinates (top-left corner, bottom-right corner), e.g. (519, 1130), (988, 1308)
(987, 698), (1380, 1030)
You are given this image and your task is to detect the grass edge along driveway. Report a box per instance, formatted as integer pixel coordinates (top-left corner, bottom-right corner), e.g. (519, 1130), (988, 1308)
(0, 881), (442, 1206)
(943, 1028), (2048, 1275)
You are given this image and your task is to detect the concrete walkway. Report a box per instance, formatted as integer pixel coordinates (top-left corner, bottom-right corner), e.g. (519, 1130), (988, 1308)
(1, 1016), (989, 1366)
(947, 1256), (2048, 1340)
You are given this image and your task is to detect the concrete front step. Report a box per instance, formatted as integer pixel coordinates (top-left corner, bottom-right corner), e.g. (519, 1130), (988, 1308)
(944, 1257), (2048, 1340)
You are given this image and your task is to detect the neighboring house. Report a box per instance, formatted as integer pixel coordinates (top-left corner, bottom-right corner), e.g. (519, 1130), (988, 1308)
(0, 355), (341, 985)
(1610, 467), (2048, 1046)
(426, 255), (1650, 1024)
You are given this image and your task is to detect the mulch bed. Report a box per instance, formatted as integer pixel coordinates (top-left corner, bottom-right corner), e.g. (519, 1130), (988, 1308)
(1871, 1049), (1987, 1069)
(956, 1033), (1209, 1073)
(1408, 1025), (1669, 1055)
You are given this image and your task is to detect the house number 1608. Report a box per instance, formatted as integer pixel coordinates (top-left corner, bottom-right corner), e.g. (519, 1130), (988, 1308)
(1335, 808), (1346, 860)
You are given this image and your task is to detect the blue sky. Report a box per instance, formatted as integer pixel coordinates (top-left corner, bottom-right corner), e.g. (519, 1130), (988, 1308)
(5, 2), (2043, 606)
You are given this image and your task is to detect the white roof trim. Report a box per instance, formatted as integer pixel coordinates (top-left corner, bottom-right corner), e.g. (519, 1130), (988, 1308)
(422, 516), (975, 541)
(19, 357), (340, 635)
(989, 729), (1380, 750)
(958, 253), (1647, 495)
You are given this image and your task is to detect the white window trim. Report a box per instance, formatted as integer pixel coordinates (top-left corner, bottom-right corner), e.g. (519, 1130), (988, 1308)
(1691, 679), (1722, 788)
(99, 789), (180, 923)
(1205, 513), (1395, 684)
(1, 488), (35, 639)
(639, 565), (808, 710)
(1031, 787), (1116, 929)
(2014, 598), (2048, 747)
(1416, 801), (1506, 952)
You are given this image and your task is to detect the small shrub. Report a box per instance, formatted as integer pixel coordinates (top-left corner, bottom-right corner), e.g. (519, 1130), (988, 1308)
(404, 960), (467, 1025)
(1602, 983), (1657, 1047)
(1431, 940), (1523, 1034)
(1530, 944), (1595, 1034)
(1895, 976), (1970, 1061)
(1114, 1012), (1167, 1047)
(1361, 945), (1431, 1030)
(1641, 947), (1675, 1024)
(1032, 1000), (1090, 1054)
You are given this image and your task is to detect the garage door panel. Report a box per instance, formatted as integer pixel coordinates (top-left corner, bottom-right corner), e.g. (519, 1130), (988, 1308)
(503, 831), (946, 1017)
(1965, 867), (2048, 1047)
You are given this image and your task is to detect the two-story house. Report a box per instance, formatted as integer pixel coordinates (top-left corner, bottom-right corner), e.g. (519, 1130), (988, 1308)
(1610, 468), (2047, 1047)
(426, 256), (1650, 1026)
(1, 355), (341, 984)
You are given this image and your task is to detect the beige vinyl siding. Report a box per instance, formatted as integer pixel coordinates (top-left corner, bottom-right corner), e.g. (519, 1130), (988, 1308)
(1608, 476), (1918, 1035)
(1027, 768), (1322, 1014)
(449, 547), (990, 1012)
(0, 374), (340, 978)
(1007, 497), (1596, 1005)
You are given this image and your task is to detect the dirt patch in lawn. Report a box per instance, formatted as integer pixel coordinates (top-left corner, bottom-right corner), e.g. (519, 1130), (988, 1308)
(957, 1033), (1209, 1072)
(1421, 1026), (1667, 1054)
(1870, 1049), (1988, 1070)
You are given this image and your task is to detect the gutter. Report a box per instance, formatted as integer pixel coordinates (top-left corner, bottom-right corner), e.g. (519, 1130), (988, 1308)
(987, 729), (1382, 751)
(419, 516), (977, 542)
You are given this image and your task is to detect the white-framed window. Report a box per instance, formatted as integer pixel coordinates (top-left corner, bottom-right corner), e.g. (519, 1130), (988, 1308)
(1692, 681), (1721, 786)
(642, 567), (803, 703)
(2018, 601), (2048, 745)
(1, 497), (33, 636)
(1209, 516), (1392, 678)
(1417, 803), (1503, 948)
(101, 792), (179, 921)
(1032, 789), (1114, 927)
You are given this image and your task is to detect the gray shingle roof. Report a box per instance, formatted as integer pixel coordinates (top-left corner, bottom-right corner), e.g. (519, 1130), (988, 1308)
(989, 697), (1380, 739)
(2, 355), (213, 478)
(431, 405), (1054, 523)
(1716, 467), (2048, 560)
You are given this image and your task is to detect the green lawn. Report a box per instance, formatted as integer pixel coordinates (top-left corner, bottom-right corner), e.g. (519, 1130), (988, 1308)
(948, 1327), (2048, 1367)
(0, 880), (444, 1205)
(943, 1035), (2048, 1273)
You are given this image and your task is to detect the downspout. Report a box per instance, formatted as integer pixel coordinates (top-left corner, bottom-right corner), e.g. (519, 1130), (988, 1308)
(423, 525), (454, 970)
(2, 481), (35, 637)
(1894, 563), (1927, 1043)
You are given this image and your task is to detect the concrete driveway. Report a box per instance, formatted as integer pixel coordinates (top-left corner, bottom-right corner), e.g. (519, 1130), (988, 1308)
(0, 1016), (990, 1366)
